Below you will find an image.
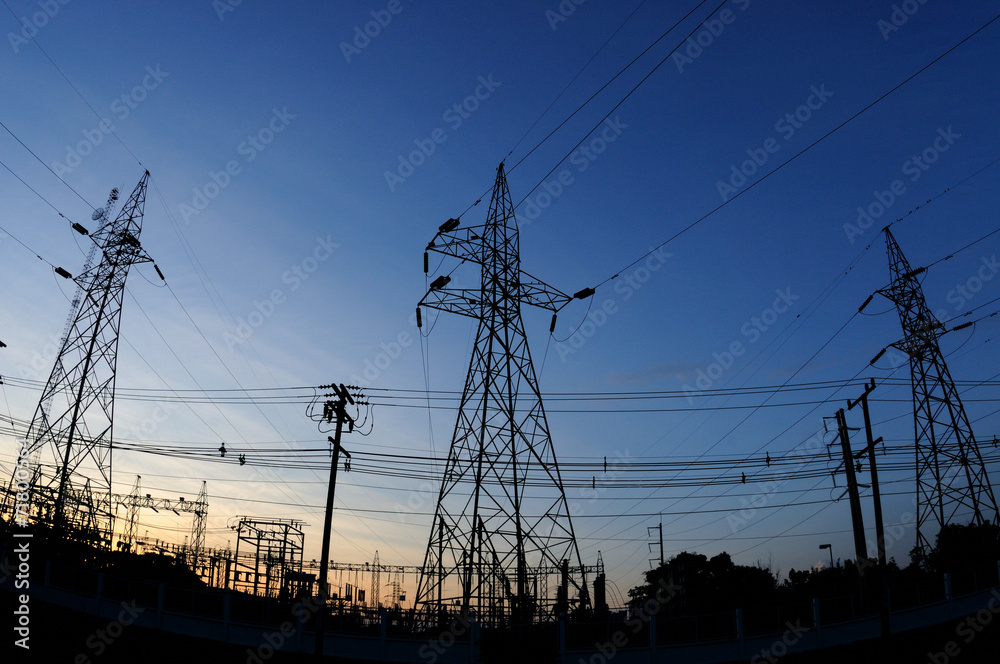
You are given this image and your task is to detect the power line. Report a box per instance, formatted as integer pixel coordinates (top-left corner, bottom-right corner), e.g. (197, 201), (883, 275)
(0, 0), (144, 168)
(506, 0), (650, 159)
(511, 0), (727, 212)
(0, 222), (61, 272)
(0, 118), (95, 209)
(0, 156), (80, 225)
(510, 0), (710, 174)
(12, 373), (1000, 403)
(587, 10), (1000, 293)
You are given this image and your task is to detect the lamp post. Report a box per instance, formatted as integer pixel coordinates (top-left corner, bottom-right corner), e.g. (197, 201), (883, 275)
(819, 544), (834, 568)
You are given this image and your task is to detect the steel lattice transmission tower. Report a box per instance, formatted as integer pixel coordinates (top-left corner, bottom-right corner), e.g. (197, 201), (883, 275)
(23, 171), (153, 539)
(414, 162), (588, 626)
(123, 475), (142, 551)
(875, 227), (999, 554)
(189, 480), (208, 568)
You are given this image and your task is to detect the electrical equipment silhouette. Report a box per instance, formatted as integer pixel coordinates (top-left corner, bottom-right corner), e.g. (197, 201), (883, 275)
(874, 227), (999, 554)
(18, 171), (154, 542)
(413, 163), (589, 626)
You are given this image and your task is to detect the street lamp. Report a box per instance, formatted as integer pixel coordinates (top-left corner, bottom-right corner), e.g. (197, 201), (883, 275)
(819, 543), (834, 568)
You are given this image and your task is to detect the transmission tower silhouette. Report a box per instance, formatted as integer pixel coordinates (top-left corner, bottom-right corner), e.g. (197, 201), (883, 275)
(875, 227), (999, 554)
(414, 163), (588, 626)
(190, 480), (208, 569)
(21, 171), (154, 542)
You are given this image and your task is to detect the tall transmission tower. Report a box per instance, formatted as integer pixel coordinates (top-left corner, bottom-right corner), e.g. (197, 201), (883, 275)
(189, 481), (209, 568)
(22, 171), (154, 540)
(122, 475), (142, 551)
(414, 162), (588, 626)
(43, 188), (118, 422)
(874, 227), (999, 554)
(371, 550), (381, 609)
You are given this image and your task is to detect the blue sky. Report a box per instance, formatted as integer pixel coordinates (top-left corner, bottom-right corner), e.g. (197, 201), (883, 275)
(2, 0), (1000, 605)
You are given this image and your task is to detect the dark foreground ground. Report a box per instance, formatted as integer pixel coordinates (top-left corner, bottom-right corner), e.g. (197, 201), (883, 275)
(4, 593), (1000, 664)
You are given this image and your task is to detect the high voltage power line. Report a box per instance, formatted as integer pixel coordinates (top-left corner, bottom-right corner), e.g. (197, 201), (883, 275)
(5, 374), (1000, 405)
(7, 437), (999, 489)
(581, 11), (1000, 294)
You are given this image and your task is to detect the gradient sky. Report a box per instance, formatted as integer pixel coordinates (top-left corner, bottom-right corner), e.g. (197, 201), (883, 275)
(2, 0), (1000, 607)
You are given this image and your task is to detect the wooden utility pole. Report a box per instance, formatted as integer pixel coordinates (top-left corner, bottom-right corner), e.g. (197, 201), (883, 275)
(647, 520), (663, 568)
(836, 409), (868, 565)
(848, 379), (886, 567)
(848, 378), (890, 638)
(315, 384), (354, 659)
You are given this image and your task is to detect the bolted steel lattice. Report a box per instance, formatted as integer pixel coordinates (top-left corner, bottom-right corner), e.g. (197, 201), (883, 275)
(877, 227), (999, 555)
(414, 163), (588, 627)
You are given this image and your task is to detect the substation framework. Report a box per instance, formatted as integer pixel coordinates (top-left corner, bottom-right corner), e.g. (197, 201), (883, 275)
(229, 516), (306, 599)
